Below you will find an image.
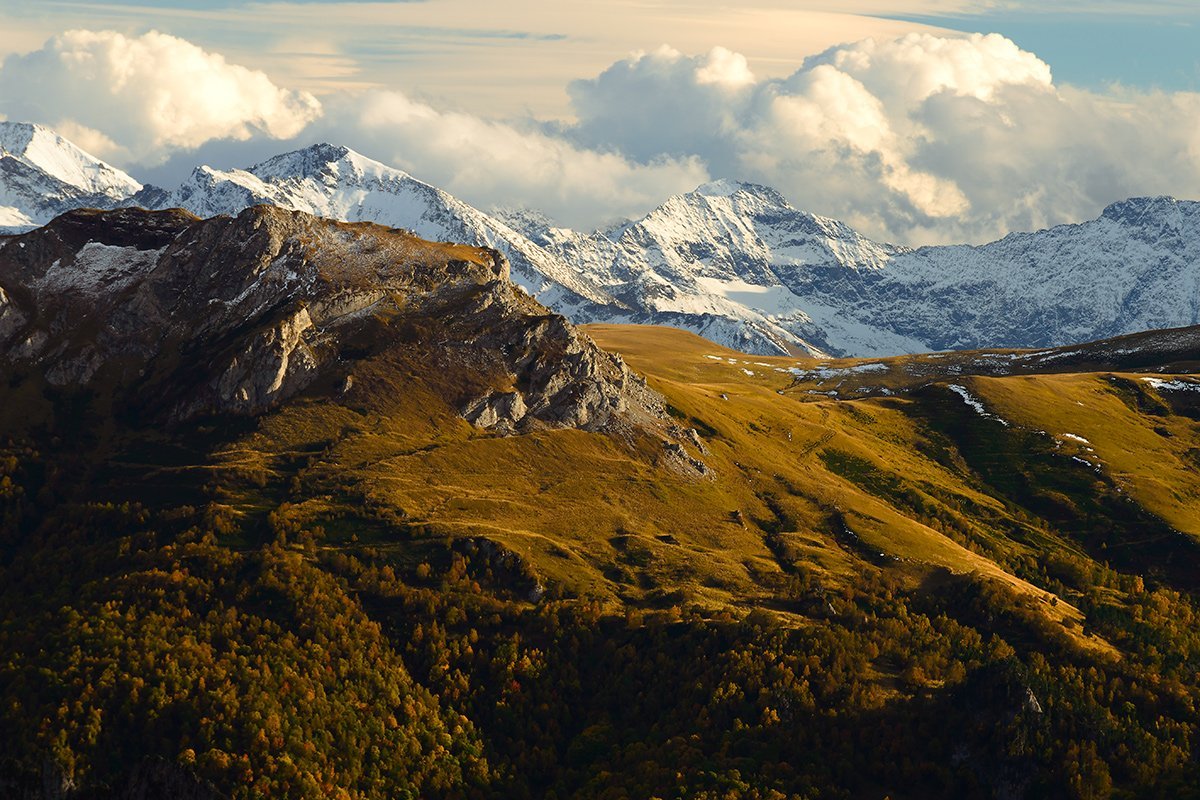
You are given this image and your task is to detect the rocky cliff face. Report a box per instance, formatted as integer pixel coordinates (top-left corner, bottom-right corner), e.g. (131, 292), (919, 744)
(0, 206), (666, 438)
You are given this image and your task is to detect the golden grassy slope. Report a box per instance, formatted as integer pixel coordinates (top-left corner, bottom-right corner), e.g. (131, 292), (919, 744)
(585, 328), (1089, 614)
(187, 322), (1200, 660)
(969, 373), (1200, 538)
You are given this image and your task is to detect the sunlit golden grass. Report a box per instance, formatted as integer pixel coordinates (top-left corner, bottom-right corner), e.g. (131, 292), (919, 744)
(190, 322), (1200, 659)
(972, 373), (1200, 538)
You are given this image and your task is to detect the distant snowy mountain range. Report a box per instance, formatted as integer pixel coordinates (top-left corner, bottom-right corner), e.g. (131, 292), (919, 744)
(3, 120), (1199, 357)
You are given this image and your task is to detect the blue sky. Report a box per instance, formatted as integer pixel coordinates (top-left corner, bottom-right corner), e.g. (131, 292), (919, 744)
(888, 5), (1200, 92)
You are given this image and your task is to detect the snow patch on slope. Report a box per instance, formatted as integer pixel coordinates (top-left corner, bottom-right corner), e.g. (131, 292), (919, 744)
(947, 384), (1010, 426)
(1142, 377), (1200, 392)
(37, 243), (163, 296)
(0, 206), (35, 231)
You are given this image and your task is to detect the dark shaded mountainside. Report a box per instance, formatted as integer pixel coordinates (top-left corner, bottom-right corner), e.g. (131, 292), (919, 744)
(2, 208), (1200, 800)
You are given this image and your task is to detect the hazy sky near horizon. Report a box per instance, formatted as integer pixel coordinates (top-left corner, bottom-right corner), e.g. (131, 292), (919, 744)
(4, 1), (1199, 110)
(2, 1), (1200, 244)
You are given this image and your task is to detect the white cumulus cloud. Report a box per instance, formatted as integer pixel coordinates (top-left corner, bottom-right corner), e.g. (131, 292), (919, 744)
(801, 31), (1052, 104)
(6, 27), (1200, 246)
(567, 33), (1200, 244)
(569, 46), (759, 168)
(0, 30), (322, 165)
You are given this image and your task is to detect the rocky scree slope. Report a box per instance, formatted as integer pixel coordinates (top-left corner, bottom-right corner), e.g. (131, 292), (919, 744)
(0, 206), (667, 439)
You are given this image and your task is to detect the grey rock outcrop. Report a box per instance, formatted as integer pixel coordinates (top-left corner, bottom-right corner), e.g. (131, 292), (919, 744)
(0, 206), (671, 441)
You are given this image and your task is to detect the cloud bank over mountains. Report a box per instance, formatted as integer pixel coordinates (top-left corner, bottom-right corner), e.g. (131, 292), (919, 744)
(0, 30), (321, 165)
(2, 27), (1200, 244)
(566, 34), (1200, 244)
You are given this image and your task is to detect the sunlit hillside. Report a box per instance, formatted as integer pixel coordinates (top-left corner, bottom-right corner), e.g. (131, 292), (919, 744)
(5, 308), (1200, 798)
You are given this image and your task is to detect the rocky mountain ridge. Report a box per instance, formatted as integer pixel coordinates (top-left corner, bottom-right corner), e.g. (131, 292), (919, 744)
(0, 206), (669, 442)
(505, 180), (914, 356)
(4, 123), (1200, 358)
(129, 147), (1200, 358)
(132, 144), (619, 316)
(515, 184), (1200, 357)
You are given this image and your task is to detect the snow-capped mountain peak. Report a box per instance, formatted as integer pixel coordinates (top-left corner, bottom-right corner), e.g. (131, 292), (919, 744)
(508, 180), (917, 356)
(0, 122), (141, 199)
(247, 143), (412, 186)
(687, 178), (790, 207)
(165, 143), (422, 218)
(7, 122), (1200, 361)
(641, 179), (901, 270)
(1101, 195), (1184, 225)
(506, 181), (1200, 357)
(1, 122), (142, 233)
(139, 141), (620, 312)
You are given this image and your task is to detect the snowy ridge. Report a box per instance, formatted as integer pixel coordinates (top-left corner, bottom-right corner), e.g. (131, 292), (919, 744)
(863, 197), (1200, 353)
(506, 185), (1200, 357)
(5, 123), (1200, 359)
(502, 181), (911, 355)
(0, 123), (140, 198)
(144, 144), (618, 313)
(0, 122), (141, 233)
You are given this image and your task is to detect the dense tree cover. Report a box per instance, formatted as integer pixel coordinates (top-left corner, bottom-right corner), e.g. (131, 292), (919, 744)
(0, 502), (490, 798)
(2, 421), (1200, 800)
